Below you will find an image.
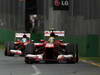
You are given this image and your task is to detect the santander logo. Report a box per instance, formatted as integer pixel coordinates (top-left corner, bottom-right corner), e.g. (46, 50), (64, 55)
(54, 0), (61, 6)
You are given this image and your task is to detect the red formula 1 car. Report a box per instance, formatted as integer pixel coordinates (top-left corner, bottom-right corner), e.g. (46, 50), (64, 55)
(4, 33), (32, 56)
(24, 31), (79, 64)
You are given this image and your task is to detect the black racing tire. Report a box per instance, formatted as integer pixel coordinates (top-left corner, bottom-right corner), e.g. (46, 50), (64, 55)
(69, 44), (79, 63)
(64, 43), (79, 63)
(75, 44), (79, 63)
(25, 57), (33, 64)
(4, 42), (15, 56)
(64, 43), (75, 55)
(25, 57), (39, 64)
(25, 43), (35, 55)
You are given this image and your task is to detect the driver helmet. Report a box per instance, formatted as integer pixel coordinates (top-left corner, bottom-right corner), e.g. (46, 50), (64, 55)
(22, 34), (28, 42)
(23, 34), (27, 38)
(48, 37), (55, 43)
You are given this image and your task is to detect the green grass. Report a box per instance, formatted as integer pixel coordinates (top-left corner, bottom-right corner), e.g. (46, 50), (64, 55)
(81, 57), (100, 63)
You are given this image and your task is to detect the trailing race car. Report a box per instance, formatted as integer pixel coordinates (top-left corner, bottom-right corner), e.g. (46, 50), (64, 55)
(4, 33), (31, 56)
(24, 30), (79, 64)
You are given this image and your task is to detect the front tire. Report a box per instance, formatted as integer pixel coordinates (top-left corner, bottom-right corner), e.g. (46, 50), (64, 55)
(25, 57), (33, 64)
(64, 43), (79, 63)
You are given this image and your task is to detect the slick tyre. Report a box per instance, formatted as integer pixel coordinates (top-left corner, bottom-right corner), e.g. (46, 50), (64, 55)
(65, 43), (77, 63)
(75, 44), (79, 63)
(4, 42), (15, 56)
(25, 57), (33, 64)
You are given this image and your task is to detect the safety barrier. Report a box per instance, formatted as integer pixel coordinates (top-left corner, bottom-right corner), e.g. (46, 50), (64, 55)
(0, 28), (15, 44)
(63, 35), (100, 57)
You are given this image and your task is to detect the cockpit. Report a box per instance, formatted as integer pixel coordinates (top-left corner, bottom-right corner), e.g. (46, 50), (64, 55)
(48, 37), (55, 43)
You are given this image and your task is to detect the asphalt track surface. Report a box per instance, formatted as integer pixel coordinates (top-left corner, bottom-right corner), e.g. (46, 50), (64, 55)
(0, 51), (100, 75)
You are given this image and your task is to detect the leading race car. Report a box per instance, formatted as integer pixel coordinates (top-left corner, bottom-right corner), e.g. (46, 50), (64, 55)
(24, 30), (79, 64)
(4, 33), (32, 56)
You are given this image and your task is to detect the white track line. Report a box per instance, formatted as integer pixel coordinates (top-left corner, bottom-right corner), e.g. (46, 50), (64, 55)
(31, 65), (41, 75)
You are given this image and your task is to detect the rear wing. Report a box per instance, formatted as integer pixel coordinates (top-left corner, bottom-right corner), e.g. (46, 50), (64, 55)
(15, 33), (31, 38)
(44, 31), (65, 37)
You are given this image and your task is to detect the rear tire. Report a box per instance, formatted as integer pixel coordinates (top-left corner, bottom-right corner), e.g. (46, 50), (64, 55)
(4, 42), (15, 56)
